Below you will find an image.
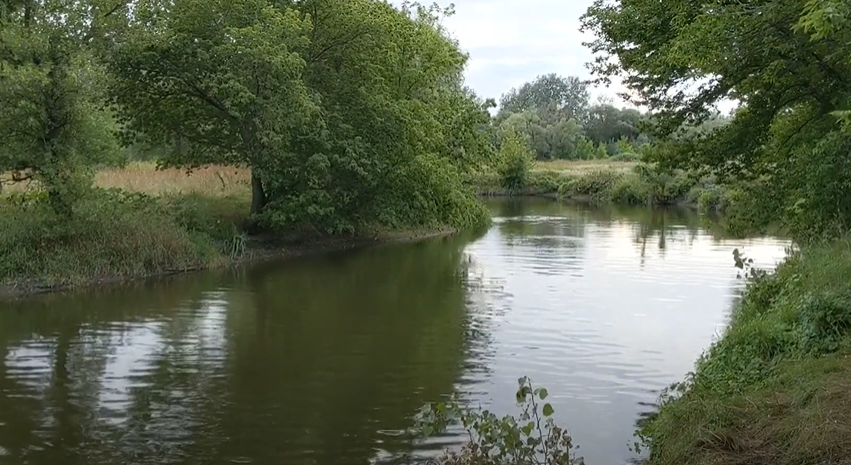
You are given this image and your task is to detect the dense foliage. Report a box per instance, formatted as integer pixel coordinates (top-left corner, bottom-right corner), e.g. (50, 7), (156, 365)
(493, 73), (655, 161)
(0, 0), (124, 216)
(1, 0), (496, 238)
(580, 2), (851, 465)
(582, 0), (851, 240)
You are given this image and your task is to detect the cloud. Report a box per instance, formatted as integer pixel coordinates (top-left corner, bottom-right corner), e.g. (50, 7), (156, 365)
(436, 0), (628, 103)
(391, 0), (736, 113)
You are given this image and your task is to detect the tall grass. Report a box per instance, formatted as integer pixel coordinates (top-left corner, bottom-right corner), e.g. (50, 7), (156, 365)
(95, 162), (251, 196)
(639, 239), (851, 465)
(2, 162), (251, 197)
(0, 190), (231, 288)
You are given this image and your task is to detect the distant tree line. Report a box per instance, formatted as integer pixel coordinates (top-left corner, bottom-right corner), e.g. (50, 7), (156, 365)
(487, 73), (731, 162)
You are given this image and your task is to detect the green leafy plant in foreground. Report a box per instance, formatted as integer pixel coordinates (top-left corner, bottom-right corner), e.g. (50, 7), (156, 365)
(414, 377), (583, 465)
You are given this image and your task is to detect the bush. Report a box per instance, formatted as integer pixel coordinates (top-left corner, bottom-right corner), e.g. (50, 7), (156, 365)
(610, 174), (650, 205)
(610, 152), (639, 162)
(415, 377), (583, 465)
(498, 130), (536, 191)
(559, 169), (623, 201)
(696, 186), (725, 213)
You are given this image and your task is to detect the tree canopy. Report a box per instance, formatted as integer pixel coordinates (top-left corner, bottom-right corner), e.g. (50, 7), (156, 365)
(2, 0), (495, 233)
(499, 73), (591, 122)
(582, 0), (851, 238)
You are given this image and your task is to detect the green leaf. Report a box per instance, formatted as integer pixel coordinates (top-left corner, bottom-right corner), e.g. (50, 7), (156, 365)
(542, 403), (554, 417)
(537, 387), (548, 400)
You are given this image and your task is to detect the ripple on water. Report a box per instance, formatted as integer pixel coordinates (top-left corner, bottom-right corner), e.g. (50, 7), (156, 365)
(0, 203), (791, 465)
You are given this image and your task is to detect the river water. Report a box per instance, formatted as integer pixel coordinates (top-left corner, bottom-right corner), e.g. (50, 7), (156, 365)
(0, 199), (790, 465)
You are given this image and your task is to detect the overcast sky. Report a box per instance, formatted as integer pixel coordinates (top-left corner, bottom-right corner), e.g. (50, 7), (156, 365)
(419, 0), (630, 105)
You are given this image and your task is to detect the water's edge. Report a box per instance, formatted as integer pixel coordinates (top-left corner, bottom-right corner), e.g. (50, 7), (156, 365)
(0, 228), (456, 300)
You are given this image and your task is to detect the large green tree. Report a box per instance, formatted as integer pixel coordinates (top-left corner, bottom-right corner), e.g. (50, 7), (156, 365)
(108, 0), (490, 232)
(583, 103), (643, 145)
(582, 0), (851, 238)
(108, 0), (316, 216)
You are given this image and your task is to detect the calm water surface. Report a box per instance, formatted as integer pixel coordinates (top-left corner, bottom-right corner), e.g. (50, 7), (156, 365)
(0, 200), (790, 465)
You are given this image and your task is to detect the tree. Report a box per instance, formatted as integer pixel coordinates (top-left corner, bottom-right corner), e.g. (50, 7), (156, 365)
(499, 73), (590, 123)
(109, 0), (490, 232)
(497, 110), (586, 160)
(0, 0), (122, 216)
(260, 0), (489, 231)
(108, 0), (316, 217)
(582, 0), (851, 238)
(583, 104), (642, 145)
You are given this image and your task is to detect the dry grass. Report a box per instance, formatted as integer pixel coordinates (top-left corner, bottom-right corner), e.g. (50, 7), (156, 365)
(95, 162), (251, 196)
(1, 162), (251, 197)
(534, 159), (638, 173)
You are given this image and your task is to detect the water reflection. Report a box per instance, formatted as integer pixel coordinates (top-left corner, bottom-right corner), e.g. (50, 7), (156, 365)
(470, 198), (789, 464)
(0, 200), (790, 465)
(0, 232), (486, 465)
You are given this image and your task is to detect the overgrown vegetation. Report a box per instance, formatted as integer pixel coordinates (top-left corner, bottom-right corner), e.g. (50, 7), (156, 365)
(577, 0), (851, 464)
(636, 243), (851, 465)
(0, 189), (231, 288)
(475, 161), (739, 214)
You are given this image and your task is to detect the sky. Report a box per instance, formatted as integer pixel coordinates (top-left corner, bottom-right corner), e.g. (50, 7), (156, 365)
(400, 0), (632, 106)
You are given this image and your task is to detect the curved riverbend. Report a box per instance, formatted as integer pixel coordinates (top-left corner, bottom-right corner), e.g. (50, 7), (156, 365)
(0, 199), (790, 465)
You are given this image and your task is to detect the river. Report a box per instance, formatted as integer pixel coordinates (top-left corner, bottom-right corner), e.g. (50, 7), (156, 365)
(0, 199), (790, 465)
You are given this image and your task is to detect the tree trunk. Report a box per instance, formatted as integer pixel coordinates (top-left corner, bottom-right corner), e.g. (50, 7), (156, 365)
(24, 0), (32, 28)
(250, 170), (267, 216)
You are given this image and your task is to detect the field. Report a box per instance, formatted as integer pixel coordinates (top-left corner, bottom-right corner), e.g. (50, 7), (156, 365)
(1, 160), (637, 199)
(1, 162), (251, 197)
(533, 159), (638, 173)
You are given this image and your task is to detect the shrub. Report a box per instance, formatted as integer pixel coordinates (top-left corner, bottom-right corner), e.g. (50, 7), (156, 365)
(610, 152), (639, 162)
(696, 187), (725, 213)
(415, 377), (583, 465)
(610, 174), (650, 205)
(526, 170), (563, 193)
(559, 169), (623, 201)
(498, 129), (536, 191)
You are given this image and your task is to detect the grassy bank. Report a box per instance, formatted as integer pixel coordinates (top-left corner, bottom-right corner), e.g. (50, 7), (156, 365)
(474, 161), (738, 213)
(0, 163), (455, 297)
(638, 239), (851, 465)
(1, 163), (250, 294)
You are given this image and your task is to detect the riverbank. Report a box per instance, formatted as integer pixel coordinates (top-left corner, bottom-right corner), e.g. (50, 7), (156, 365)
(638, 239), (851, 465)
(473, 163), (738, 214)
(0, 164), (460, 299)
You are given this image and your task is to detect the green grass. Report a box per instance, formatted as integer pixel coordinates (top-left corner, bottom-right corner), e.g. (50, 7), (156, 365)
(639, 238), (851, 465)
(0, 188), (249, 290)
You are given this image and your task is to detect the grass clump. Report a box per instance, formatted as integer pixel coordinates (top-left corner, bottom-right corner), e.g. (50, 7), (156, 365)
(0, 188), (247, 290)
(638, 239), (851, 465)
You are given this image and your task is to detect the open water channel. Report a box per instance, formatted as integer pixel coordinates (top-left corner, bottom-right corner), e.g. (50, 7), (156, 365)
(0, 199), (790, 465)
